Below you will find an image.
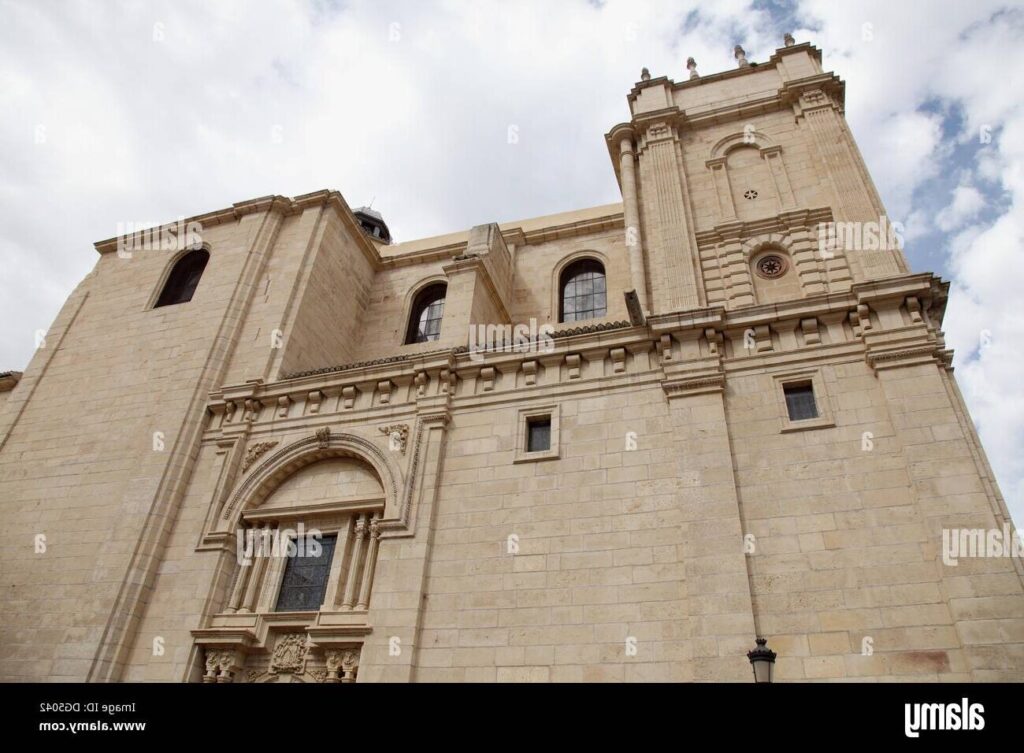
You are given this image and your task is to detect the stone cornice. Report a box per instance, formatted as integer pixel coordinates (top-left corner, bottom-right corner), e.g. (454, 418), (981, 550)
(203, 274), (950, 436)
(778, 73), (846, 110)
(647, 307), (725, 335)
(695, 207), (834, 246)
(662, 372), (726, 399)
(266, 274), (947, 385)
(865, 344), (943, 371)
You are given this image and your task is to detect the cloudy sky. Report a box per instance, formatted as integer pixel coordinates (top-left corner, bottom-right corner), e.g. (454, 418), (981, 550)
(1, 0), (1021, 524)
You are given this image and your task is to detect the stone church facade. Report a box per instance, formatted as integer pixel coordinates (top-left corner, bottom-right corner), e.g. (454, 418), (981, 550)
(1, 40), (1022, 683)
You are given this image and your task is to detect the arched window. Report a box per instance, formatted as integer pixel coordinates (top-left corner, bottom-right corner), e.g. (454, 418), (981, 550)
(559, 259), (606, 323)
(405, 283), (446, 344)
(154, 248), (209, 308)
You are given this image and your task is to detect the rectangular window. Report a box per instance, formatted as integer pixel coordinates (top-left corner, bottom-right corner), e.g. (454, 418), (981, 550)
(275, 534), (337, 612)
(527, 417), (551, 452)
(784, 383), (818, 421)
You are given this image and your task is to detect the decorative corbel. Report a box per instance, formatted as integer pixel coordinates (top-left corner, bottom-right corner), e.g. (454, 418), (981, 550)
(243, 398), (260, 423)
(307, 390), (323, 414)
(565, 353), (582, 380)
(480, 367), (496, 392)
(704, 328), (724, 356)
(610, 348), (626, 374)
(414, 371), (429, 397)
(522, 360), (538, 386)
(800, 318), (821, 346)
(906, 296), (923, 323)
(660, 334), (673, 362)
(341, 386), (357, 409)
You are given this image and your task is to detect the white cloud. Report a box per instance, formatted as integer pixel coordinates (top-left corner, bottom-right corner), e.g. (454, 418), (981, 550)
(937, 182), (986, 232)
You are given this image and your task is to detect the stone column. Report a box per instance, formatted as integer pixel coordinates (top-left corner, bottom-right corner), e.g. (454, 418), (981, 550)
(619, 135), (650, 314)
(240, 523), (271, 613)
(341, 515), (368, 610)
(356, 515), (382, 611)
(226, 528), (251, 613)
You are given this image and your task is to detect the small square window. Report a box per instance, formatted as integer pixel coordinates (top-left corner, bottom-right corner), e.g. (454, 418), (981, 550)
(527, 417), (551, 452)
(514, 404), (560, 462)
(784, 382), (818, 421)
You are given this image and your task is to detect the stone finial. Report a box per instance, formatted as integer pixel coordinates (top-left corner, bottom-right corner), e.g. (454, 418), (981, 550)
(784, 33), (795, 46)
(640, 67), (651, 82)
(686, 57), (699, 80)
(734, 45), (749, 68)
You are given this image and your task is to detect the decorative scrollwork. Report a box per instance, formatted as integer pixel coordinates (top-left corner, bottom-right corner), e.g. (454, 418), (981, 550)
(242, 441), (278, 472)
(270, 633), (308, 674)
(379, 424), (410, 454)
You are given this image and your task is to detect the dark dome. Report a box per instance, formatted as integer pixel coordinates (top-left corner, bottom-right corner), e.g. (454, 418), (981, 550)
(353, 206), (391, 244)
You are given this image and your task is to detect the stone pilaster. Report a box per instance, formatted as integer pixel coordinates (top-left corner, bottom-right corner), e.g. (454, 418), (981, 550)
(761, 146), (796, 210)
(618, 133), (650, 314)
(637, 119), (704, 313)
(794, 88), (900, 279)
(661, 346), (757, 681)
(706, 157), (737, 222)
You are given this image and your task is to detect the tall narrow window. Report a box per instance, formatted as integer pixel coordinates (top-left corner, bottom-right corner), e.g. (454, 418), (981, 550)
(154, 248), (209, 307)
(784, 382), (818, 421)
(275, 534), (337, 612)
(405, 283), (446, 344)
(560, 259), (606, 323)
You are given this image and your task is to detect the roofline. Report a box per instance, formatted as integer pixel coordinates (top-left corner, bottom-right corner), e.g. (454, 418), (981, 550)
(92, 191), (625, 263)
(625, 42), (823, 106)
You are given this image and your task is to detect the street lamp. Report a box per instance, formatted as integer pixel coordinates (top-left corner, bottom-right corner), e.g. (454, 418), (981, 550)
(747, 637), (777, 683)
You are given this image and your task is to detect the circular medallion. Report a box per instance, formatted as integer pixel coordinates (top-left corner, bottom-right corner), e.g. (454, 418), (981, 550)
(755, 254), (787, 279)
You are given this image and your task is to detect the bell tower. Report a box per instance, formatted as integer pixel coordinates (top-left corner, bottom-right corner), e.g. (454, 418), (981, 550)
(607, 38), (908, 317)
